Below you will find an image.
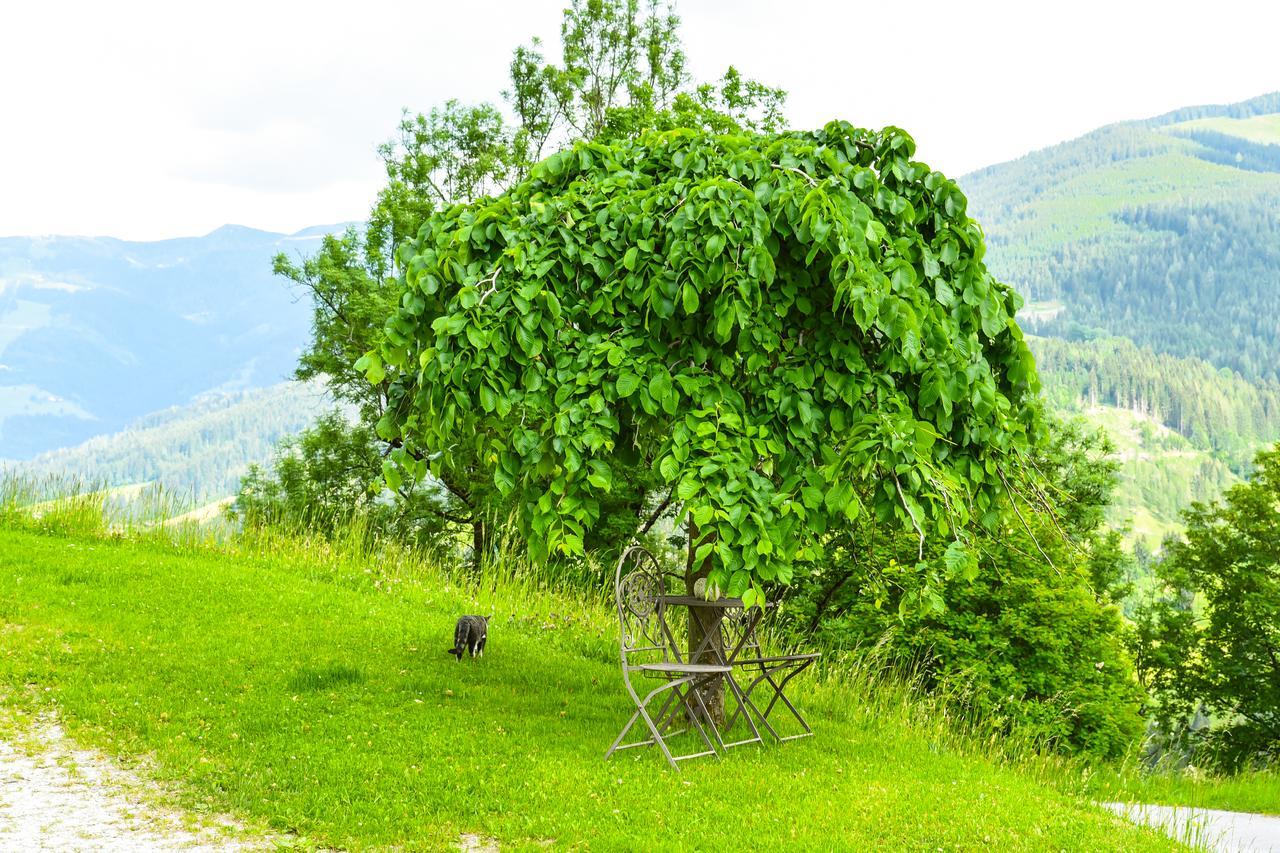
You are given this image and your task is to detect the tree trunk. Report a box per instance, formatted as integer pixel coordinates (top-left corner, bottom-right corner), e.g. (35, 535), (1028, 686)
(685, 515), (725, 726)
(471, 517), (487, 571)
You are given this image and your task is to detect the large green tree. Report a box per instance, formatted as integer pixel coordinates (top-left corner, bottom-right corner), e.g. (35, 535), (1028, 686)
(1133, 445), (1280, 768)
(373, 122), (1045, 610)
(268, 0), (785, 561)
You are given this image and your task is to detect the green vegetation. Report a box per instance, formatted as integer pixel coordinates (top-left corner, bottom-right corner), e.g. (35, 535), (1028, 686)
(377, 120), (1043, 603)
(1072, 405), (1237, 545)
(275, 0), (788, 563)
(1089, 767), (1280, 817)
(1028, 335), (1280, 543)
(1132, 446), (1280, 770)
(782, 420), (1144, 758)
(0, 519), (1176, 849)
(1170, 114), (1280, 146)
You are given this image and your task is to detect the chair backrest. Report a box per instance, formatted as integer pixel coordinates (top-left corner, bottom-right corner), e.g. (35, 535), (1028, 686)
(722, 600), (771, 660)
(613, 545), (676, 669)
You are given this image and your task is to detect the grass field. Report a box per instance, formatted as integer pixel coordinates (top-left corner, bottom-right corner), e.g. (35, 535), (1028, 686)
(0, 524), (1182, 850)
(1170, 114), (1280, 146)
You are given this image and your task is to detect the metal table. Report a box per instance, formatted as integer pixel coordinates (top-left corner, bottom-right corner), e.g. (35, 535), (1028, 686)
(653, 594), (770, 749)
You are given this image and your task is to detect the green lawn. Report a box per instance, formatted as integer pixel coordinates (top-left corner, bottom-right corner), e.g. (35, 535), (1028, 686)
(0, 527), (1177, 850)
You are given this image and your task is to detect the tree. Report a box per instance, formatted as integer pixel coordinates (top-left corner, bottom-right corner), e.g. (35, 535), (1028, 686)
(1133, 445), (1280, 769)
(272, 0), (785, 563)
(370, 122), (1046, 714)
(233, 411), (454, 546)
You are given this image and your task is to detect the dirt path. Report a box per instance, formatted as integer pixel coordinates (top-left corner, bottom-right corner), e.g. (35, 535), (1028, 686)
(1105, 802), (1280, 852)
(0, 719), (266, 851)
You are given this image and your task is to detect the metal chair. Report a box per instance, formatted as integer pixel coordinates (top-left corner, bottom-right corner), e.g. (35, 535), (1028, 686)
(605, 545), (731, 769)
(721, 604), (820, 742)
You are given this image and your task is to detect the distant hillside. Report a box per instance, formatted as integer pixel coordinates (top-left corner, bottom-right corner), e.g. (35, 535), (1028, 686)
(1032, 336), (1280, 470)
(0, 223), (352, 458)
(963, 92), (1280, 382)
(9, 382), (333, 500)
(1028, 336), (1279, 544)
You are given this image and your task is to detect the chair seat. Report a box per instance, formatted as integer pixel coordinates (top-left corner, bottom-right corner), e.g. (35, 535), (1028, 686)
(636, 662), (731, 674)
(732, 652), (821, 665)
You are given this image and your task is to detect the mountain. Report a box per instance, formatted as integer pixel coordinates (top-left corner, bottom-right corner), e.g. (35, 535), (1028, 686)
(960, 94), (1280, 539)
(8, 382), (334, 501)
(0, 223), (352, 459)
(962, 92), (1280, 382)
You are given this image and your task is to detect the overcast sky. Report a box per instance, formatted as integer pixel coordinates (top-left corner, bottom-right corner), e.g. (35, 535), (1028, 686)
(3, 0), (1278, 240)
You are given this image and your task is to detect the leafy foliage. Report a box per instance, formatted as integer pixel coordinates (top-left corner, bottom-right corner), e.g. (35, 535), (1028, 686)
(780, 420), (1144, 758)
(233, 411), (455, 545)
(375, 122), (1044, 597)
(272, 0), (787, 561)
(1132, 445), (1280, 769)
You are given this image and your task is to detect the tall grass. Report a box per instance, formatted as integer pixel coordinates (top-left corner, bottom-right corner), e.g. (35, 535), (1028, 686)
(0, 472), (223, 542)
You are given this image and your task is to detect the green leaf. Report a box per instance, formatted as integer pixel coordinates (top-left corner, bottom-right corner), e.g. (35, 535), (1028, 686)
(677, 478), (700, 501)
(616, 372), (641, 397)
(355, 351), (386, 385)
(681, 282), (699, 314)
(648, 370), (672, 405)
(705, 233), (726, 259)
(381, 459), (403, 492)
(623, 246), (639, 271)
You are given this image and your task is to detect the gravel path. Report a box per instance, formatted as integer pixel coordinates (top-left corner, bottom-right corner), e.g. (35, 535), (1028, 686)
(0, 719), (265, 851)
(1105, 802), (1280, 852)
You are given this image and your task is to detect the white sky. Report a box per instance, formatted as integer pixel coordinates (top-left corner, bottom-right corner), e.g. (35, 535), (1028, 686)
(3, 0), (1278, 240)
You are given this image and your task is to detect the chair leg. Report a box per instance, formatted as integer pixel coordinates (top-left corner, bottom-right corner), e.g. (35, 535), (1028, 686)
(720, 673), (768, 748)
(605, 708), (645, 758)
(607, 677), (719, 770)
(724, 667), (781, 742)
(684, 674), (727, 757)
(751, 660), (815, 739)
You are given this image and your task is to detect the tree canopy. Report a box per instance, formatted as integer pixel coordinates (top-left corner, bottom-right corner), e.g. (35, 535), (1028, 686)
(1134, 445), (1280, 768)
(271, 0), (785, 562)
(369, 121), (1045, 600)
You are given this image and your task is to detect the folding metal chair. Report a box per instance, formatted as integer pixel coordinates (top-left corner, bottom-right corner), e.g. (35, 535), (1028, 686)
(605, 545), (731, 770)
(721, 604), (820, 742)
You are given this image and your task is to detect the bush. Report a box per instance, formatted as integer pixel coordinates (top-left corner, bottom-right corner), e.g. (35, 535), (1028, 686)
(780, 419), (1146, 759)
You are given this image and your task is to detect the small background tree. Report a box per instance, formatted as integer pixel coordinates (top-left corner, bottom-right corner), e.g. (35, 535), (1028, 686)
(1133, 445), (1280, 769)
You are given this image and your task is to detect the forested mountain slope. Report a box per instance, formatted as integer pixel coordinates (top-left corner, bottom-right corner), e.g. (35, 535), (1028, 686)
(963, 92), (1280, 381)
(7, 382), (333, 500)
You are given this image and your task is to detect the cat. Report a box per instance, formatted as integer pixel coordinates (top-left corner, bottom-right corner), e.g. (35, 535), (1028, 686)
(447, 615), (490, 661)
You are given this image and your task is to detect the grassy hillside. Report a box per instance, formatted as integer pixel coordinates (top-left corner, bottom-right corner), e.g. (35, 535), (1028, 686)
(1078, 405), (1238, 546)
(7, 382), (334, 500)
(0, 523), (1175, 850)
(963, 92), (1280, 382)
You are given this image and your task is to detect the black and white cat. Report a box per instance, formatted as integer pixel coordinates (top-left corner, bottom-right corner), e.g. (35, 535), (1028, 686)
(447, 615), (490, 661)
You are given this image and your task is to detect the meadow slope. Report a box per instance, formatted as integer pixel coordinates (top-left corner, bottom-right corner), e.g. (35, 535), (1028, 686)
(0, 528), (1176, 850)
